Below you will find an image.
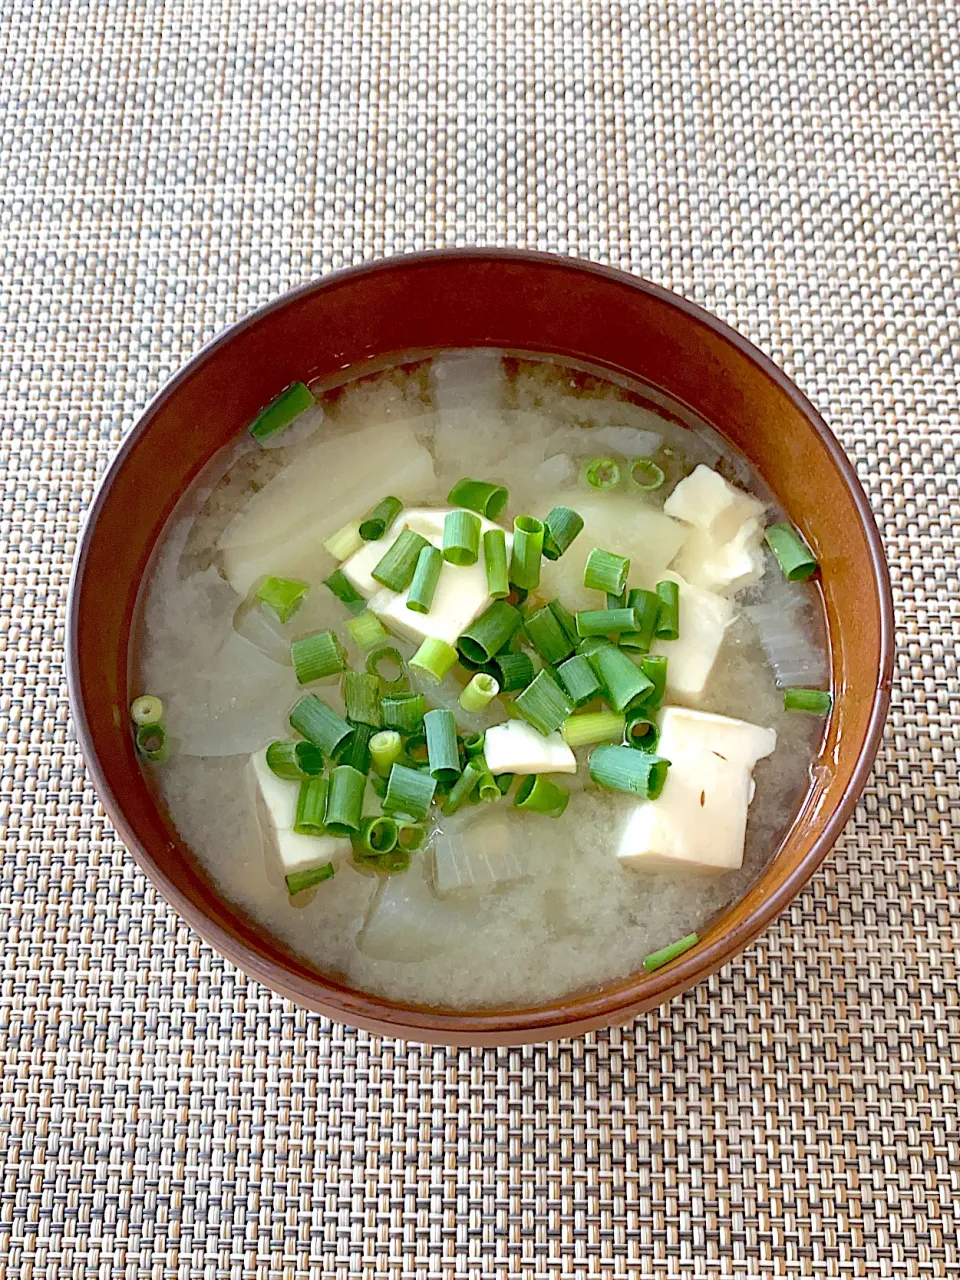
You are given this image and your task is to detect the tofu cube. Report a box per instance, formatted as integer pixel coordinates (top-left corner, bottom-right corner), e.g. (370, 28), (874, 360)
(249, 749), (351, 874)
(617, 706), (777, 873)
(663, 464), (765, 542)
(340, 507), (513, 648)
(650, 572), (734, 696)
(482, 720), (577, 775)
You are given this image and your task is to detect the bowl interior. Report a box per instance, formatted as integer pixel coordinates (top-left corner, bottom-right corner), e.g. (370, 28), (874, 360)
(68, 251), (893, 1044)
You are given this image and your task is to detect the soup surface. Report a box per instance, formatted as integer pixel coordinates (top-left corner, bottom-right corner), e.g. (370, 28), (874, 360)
(136, 353), (829, 1009)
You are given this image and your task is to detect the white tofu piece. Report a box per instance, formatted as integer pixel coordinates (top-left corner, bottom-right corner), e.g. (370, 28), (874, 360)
(673, 517), (766, 595)
(650, 572), (734, 696)
(538, 491), (689, 608)
(218, 421), (436, 595)
(249, 749), (351, 874)
(617, 706), (777, 873)
(341, 507), (513, 648)
(482, 721), (577, 775)
(663, 464), (765, 542)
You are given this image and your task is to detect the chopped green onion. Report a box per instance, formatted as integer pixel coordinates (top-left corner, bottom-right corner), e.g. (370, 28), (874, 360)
(513, 669), (574, 736)
(265, 740), (305, 780)
(382, 763), (437, 820)
(249, 381), (314, 445)
(492, 651), (535, 693)
(409, 637), (458, 684)
(324, 520), (363, 561)
(575, 607), (639, 638)
(285, 863), (335, 896)
(401, 732), (427, 757)
(509, 516), (544, 591)
(458, 601), (523, 665)
(583, 547), (630, 596)
(406, 545), (443, 614)
(359, 496), (403, 541)
(323, 765), (366, 835)
(524, 605), (575, 665)
(589, 745), (669, 798)
(619, 589), (661, 652)
(322, 569), (364, 614)
(461, 731), (486, 759)
(483, 528), (510, 599)
(447, 477), (508, 520)
(606, 589), (628, 609)
(366, 646), (406, 686)
(369, 771), (388, 799)
(587, 644), (654, 712)
(342, 671), (381, 726)
(625, 712), (659, 751)
(495, 773), (515, 796)
(643, 932), (698, 973)
(477, 772), (501, 803)
(548, 599), (580, 648)
(291, 630), (348, 685)
(784, 687), (833, 714)
(347, 610), (389, 652)
(337, 721), (375, 774)
(289, 695), (352, 757)
(424, 709), (461, 782)
(576, 635), (611, 656)
(356, 815), (399, 856)
(442, 509), (482, 566)
(295, 742), (325, 775)
(505, 585), (529, 608)
(629, 457), (665, 492)
(542, 506), (584, 560)
(560, 710), (625, 748)
(369, 729), (403, 776)
(655, 581), (680, 641)
(583, 456), (621, 489)
(635, 654), (668, 709)
(371, 529), (431, 592)
(294, 777), (329, 835)
(459, 673), (500, 713)
(765, 523), (819, 581)
(256, 576), (309, 624)
(379, 849), (412, 874)
(381, 691), (426, 734)
(135, 723), (168, 763)
(441, 758), (486, 815)
(513, 774), (569, 817)
(395, 819), (427, 850)
(130, 695), (163, 726)
(556, 653), (602, 707)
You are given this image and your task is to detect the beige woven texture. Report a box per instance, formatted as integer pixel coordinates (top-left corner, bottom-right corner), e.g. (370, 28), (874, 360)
(1, 0), (957, 1275)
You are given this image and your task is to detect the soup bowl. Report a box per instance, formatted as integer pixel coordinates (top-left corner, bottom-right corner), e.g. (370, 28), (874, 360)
(68, 249), (893, 1045)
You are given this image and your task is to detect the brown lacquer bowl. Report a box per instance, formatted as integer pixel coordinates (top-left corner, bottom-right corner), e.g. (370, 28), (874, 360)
(68, 250), (893, 1045)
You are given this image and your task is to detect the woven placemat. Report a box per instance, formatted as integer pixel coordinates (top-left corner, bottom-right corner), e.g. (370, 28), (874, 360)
(1, 0), (957, 1274)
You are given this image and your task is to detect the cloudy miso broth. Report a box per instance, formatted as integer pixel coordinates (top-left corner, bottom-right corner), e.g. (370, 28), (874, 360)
(135, 353), (829, 1009)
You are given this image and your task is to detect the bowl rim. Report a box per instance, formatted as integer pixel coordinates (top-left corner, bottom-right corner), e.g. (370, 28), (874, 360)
(67, 247), (895, 1040)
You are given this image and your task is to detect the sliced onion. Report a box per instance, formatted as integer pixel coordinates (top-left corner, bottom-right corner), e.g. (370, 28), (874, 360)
(357, 851), (475, 962)
(532, 453), (577, 490)
(745, 576), (829, 689)
(587, 425), (662, 457)
(432, 816), (525, 897)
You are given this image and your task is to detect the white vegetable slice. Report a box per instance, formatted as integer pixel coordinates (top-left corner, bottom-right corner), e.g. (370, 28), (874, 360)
(617, 706), (777, 873)
(433, 817), (525, 896)
(744, 573), (830, 688)
(217, 420), (436, 595)
(249, 748), (352, 874)
(357, 850), (476, 961)
(538, 492), (689, 609)
(650, 572), (734, 696)
(663, 464), (765, 542)
(482, 721), (577, 775)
